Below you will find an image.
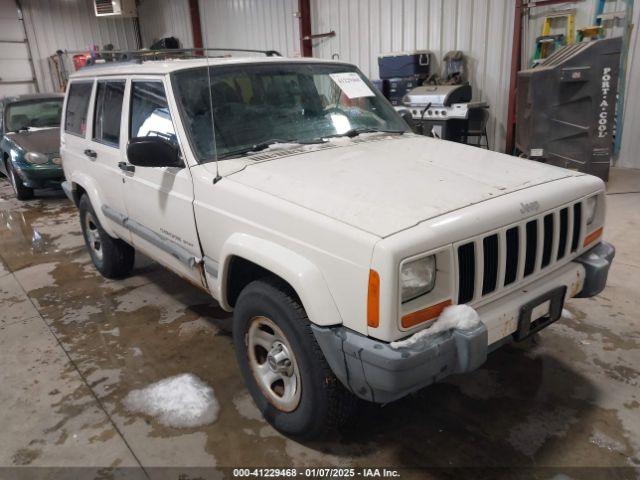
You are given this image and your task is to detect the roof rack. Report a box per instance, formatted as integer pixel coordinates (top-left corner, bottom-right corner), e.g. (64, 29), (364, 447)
(61, 47), (283, 69)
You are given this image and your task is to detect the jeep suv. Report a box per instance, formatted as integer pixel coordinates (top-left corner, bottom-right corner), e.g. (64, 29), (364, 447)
(60, 55), (614, 438)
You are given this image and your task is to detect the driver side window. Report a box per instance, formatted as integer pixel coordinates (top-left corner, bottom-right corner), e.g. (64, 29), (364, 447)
(130, 81), (176, 144)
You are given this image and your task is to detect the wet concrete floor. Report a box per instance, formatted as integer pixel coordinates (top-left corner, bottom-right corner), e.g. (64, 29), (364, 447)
(0, 168), (639, 478)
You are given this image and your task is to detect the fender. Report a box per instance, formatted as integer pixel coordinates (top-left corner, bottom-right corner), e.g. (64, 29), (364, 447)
(216, 233), (343, 327)
(67, 171), (119, 238)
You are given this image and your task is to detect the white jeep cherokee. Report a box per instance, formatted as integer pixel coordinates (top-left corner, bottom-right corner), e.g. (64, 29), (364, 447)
(60, 55), (614, 438)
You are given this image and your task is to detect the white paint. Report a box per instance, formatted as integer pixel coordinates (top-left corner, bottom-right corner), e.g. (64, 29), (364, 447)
(227, 135), (578, 237)
(123, 374), (219, 428)
(390, 305), (480, 349)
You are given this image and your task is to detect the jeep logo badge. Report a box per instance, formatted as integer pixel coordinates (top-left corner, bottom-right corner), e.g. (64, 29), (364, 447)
(520, 201), (540, 215)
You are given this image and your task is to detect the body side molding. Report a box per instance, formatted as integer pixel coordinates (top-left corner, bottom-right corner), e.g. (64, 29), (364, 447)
(101, 205), (201, 268)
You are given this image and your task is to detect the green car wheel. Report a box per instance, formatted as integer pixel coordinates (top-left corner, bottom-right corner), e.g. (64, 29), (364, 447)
(6, 161), (34, 201)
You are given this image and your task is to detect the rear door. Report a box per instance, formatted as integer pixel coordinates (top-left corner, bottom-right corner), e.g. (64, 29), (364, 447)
(120, 77), (203, 285)
(88, 79), (131, 241)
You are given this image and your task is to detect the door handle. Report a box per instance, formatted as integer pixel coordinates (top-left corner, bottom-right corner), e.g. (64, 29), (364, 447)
(84, 149), (97, 159)
(118, 161), (135, 173)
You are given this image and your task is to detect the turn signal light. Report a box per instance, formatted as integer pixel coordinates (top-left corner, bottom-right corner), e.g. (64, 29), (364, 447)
(367, 269), (380, 328)
(583, 227), (603, 247)
(401, 299), (452, 329)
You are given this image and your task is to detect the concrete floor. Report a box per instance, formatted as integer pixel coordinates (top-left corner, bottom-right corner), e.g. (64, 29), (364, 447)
(0, 167), (639, 477)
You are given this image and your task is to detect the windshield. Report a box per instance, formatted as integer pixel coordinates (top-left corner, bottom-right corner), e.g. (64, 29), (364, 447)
(5, 99), (63, 132)
(171, 63), (407, 162)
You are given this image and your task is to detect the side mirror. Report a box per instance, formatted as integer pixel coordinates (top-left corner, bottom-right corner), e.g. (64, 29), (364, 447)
(126, 136), (182, 168)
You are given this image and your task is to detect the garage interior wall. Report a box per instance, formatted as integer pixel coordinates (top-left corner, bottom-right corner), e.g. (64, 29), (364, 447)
(310, 0), (516, 152)
(20, 0), (138, 93)
(198, 0), (301, 57)
(616, 2), (639, 170)
(4, 0), (639, 168)
(137, 0), (193, 49)
(0, 0), (37, 96)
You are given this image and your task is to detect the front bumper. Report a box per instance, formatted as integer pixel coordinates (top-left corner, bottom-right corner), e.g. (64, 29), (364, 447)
(14, 162), (64, 189)
(312, 241), (615, 403)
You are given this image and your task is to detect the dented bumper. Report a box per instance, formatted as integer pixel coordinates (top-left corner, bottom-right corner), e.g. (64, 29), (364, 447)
(312, 323), (487, 403)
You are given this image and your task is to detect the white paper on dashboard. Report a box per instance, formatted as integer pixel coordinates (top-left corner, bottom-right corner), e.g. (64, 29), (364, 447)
(329, 72), (375, 99)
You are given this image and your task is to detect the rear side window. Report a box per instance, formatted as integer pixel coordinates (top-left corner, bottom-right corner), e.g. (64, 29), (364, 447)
(93, 81), (125, 146)
(130, 81), (177, 144)
(65, 82), (93, 136)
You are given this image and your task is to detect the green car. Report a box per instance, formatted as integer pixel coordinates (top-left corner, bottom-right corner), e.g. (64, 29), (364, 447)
(0, 93), (65, 200)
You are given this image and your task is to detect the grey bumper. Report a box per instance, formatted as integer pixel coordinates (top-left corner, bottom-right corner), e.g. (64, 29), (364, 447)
(312, 323), (488, 404)
(574, 241), (615, 298)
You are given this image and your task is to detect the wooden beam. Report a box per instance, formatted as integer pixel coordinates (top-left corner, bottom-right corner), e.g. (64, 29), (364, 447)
(189, 0), (204, 52)
(298, 0), (312, 57)
(505, 0), (524, 154)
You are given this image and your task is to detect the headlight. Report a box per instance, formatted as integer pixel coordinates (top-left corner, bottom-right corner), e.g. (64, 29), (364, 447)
(401, 255), (436, 303)
(25, 152), (49, 165)
(585, 195), (598, 225)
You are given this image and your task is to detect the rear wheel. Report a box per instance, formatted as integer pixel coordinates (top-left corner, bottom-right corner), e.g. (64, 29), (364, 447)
(233, 278), (356, 439)
(79, 194), (134, 278)
(6, 161), (34, 200)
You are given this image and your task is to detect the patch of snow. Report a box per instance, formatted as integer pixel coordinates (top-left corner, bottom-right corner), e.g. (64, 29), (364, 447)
(390, 304), (481, 350)
(561, 308), (575, 320)
(131, 347), (142, 357)
(123, 374), (219, 428)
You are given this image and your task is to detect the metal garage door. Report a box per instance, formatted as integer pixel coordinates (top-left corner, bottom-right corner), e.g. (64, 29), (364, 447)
(0, 0), (37, 97)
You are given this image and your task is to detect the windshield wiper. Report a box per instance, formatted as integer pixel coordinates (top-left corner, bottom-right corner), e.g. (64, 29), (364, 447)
(321, 127), (406, 140)
(217, 138), (324, 160)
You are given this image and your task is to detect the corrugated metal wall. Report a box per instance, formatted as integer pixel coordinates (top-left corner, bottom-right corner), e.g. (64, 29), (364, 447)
(198, 0), (301, 57)
(21, 0), (139, 92)
(10, 0), (639, 168)
(617, 2), (638, 169)
(309, 0), (515, 152)
(138, 0), (193, 49)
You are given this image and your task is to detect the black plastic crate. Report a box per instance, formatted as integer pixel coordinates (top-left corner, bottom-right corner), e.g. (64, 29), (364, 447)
(383, 77), (422, 105)
(378, 51), (431, 79)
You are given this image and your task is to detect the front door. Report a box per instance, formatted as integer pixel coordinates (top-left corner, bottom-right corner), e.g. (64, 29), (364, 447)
(120, 77), (203, 286)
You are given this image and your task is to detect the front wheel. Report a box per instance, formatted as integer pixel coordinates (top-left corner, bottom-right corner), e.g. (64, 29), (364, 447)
(233, 278), (356, 439)
(79, 195), (134, 279)
(7, 161), (34, 200)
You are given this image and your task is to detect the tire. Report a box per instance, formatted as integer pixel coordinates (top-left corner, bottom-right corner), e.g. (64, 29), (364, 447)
(233, 278), (356, 439)
(6, 161), (34, 200)
(79, 194), (134, 279)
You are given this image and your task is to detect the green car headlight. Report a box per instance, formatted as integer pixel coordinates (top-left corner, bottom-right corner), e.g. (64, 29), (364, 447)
(25, 152), (49, 165)
(401, 255), (436, 303)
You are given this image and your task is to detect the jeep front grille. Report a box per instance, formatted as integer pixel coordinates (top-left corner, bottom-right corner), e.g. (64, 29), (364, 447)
(456, 200), (584, 304)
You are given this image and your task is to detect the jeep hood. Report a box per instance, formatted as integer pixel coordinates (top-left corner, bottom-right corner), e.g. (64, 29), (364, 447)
(5, 127), (60, 155)
(222, 135), (580, 238)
